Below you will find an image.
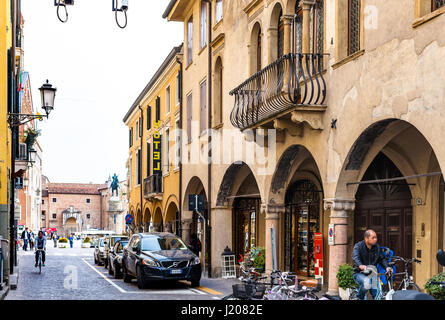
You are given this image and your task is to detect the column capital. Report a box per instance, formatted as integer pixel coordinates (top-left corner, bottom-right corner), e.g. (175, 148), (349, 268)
(281, 14), (295, 24)
(302, 0), (316, 8)
(263, 203), (285, 220)
(323, 198), (355, 218)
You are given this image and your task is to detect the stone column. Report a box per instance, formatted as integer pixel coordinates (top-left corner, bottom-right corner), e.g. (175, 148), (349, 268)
(211, 206), (232, 277)
(282, 15), (294, 55)
(323, 198), (355, 294)
(181, 219), (193, 244)
(264, 203), (285, 274)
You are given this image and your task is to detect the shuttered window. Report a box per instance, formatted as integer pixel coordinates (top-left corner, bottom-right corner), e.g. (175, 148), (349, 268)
(200, 80), (207, 135)
(147, 106), (151, 130)
(156, 97), (161, 122)
(348, 0), (360, 56)
(187, 93), (193, 143)
(146, 141), (151, 177)
(200, 1), (207, 49)
(187, 17), (193, 65)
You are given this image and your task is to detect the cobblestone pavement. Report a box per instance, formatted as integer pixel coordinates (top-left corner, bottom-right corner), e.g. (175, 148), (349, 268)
(6, 241), (232, 300)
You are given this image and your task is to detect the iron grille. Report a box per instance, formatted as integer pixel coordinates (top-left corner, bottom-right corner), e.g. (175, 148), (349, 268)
(349, 0), (360, 55)
(161, 260), (189, 268)
(435, 0), (445, 9)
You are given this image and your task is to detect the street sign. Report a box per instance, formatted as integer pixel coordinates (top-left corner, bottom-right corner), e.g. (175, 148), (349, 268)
(125, 214), (134, 225)
(328, 224), (335, 246)
(189, 194), (205, 211)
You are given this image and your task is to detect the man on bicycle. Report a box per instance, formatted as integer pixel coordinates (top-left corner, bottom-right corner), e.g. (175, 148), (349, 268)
(35, 231), (47, 267)
(352, 229), (392, 300)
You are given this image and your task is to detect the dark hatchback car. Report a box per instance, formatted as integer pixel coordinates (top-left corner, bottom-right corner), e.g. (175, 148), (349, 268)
(108, 239), (129, 279)
(122, 232), (201, 289)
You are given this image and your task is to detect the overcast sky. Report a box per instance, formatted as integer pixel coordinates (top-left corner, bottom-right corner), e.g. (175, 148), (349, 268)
(22, 0), (182, 184)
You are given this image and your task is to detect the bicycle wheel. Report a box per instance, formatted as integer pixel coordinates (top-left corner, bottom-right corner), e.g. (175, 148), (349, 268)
(349, 288), (359, 300)
(405, 282), (421, 292)
(221, 294), (239, 300)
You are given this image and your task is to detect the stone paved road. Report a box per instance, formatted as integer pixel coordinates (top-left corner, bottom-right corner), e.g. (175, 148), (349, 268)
(6, 241), (229, 300)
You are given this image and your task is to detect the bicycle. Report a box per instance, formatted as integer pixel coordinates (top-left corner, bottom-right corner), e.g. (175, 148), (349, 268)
(222, 276), (269, 300)
(391, 256), (421, 291)
(349, 265), (394, 300)
(35, 249), (44, 274)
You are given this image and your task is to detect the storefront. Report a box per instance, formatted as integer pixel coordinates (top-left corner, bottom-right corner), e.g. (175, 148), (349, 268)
(232, 197), (261, 259)
(284, 180), (322, 278)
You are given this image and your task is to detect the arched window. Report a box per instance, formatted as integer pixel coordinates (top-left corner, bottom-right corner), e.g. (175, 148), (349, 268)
(294, 1), (303, 53)
(257, 29), (262, 72)
(277, 9), (284, 59)
(213, 57), (223, 126)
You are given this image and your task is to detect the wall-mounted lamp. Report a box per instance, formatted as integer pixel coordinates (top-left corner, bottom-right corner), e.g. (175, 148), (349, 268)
(55, 0), (74, 23)
(112, 0), (129, 29)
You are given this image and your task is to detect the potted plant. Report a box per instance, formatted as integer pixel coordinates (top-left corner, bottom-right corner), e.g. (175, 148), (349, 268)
(425, 273), (445, 300)
(58, 237), (68, 248)
(250, 247), (266, 274)
(336, 264), (355, 300)
(81, 237), (91, 248)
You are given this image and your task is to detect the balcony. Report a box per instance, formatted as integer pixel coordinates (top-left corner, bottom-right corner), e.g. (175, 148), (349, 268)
(144, 174), (163, 201)
(229, 53), (328, 132)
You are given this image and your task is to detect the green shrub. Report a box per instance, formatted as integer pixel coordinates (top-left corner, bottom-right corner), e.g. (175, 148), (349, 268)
(83, 237), (91, 243)
(58, 238), (68, 243)
(425, 273), (445, 300)
(336, 264), (355, 289)
(249, 247), (265, 273)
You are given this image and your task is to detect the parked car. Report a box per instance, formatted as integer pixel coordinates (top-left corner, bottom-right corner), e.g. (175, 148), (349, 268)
(103, 235), (129, 269)
(122, 232), (202, 289)
(108, 239), (129, 278)
(93, 237), (106, 265)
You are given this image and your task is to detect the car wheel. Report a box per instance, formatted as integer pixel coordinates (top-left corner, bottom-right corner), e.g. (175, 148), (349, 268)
(114, 263), (122, 279)
(191, 279), (200, 288)
(122, 264), (132, 283)
(137, 265), (147, 289)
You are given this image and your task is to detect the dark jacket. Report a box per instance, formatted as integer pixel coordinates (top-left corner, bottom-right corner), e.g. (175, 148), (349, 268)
(352, 240), (389, 273)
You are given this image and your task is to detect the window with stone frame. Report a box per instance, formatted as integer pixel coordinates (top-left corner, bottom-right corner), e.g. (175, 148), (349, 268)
(348, 0), (360, 56)
(200, 0), (208, 49)
(187, 16), (193, 65)
(52, 214), (57, 219)
(215, 0), (223, 23)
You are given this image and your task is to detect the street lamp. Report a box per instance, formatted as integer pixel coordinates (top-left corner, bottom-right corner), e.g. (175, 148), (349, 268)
(28, 148), (37, 164)
(8, 80), (57, 127)
(39, 80), (57, 117)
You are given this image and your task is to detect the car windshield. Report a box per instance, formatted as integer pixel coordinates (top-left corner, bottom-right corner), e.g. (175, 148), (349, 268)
(141, 236), (188, 251)
(99, 239), (104, 247)
(112, 237), (127, 245)
(116, 241), (128, 253)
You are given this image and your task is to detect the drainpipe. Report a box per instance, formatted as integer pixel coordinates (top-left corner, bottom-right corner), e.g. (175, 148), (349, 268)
(176, 56), (183, 238)
(138, 105), (143, 231)
(204, 0), (212, 278)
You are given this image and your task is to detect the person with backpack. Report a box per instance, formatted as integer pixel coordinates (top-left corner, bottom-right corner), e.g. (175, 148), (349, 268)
(190, 233), (202, 256)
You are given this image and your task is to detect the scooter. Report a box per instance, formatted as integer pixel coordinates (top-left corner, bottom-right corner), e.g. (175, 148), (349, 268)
(391, 249), (445, 300)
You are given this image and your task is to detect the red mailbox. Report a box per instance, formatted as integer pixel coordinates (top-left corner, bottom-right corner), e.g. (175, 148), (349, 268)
(314, 232), (323, 283)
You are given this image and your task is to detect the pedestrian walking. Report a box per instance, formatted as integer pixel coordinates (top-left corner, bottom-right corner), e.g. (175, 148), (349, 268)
(190, 233), (202, 256)
(21, 227), (30, 251)
(53, 234), (58, 248)
(69, 234), (74, 248)
(29, 230), (35, 250)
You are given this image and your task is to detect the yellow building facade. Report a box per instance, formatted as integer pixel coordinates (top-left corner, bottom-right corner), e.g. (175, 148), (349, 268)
(0, 0), (13, 243)
(124, 45), (183, 236)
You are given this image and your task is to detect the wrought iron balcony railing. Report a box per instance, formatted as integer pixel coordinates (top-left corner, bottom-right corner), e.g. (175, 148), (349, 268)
(229, 53), (328, 131)
(144, 174), (163, 199)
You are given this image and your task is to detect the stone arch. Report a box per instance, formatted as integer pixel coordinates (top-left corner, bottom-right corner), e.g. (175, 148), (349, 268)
(183, 176), (207, 211)
(332, 118), (444, 289)
(269, 145), (323, 205)
(143, 207), (151, 232)
(153, 207), (163, 232)
(164, 199), (180, 235)
(216, 162), (264, 207)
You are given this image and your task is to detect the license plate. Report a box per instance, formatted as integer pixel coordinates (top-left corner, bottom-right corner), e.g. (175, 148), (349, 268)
(170, 269), (183, 274)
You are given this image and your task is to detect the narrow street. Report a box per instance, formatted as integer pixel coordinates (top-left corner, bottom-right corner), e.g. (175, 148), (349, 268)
(6, 241), (231, 300)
